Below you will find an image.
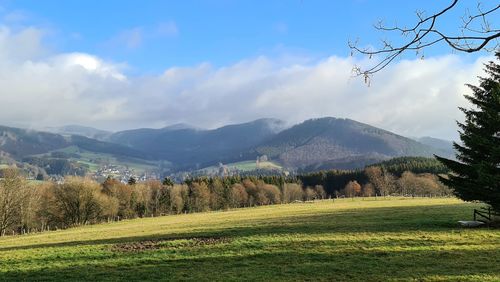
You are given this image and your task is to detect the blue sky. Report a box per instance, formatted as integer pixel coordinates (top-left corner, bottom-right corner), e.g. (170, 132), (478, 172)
(2, 0), (488, 72)
(0, 1), (497, 139)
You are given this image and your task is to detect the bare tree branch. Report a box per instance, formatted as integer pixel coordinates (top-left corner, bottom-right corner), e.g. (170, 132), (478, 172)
(349, 0), (500, 81)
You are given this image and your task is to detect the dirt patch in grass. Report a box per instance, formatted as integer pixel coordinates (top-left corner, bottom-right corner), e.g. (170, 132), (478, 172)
(112, 236), (232, 252)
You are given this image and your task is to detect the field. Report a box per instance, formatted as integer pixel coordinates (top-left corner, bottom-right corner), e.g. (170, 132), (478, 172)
(40, 146), (160, 174)
(199, 160), (283, 174)
(0, 198), (499, 281)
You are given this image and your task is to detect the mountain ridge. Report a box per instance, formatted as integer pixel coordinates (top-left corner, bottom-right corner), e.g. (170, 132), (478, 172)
(0, 117), (455, 175)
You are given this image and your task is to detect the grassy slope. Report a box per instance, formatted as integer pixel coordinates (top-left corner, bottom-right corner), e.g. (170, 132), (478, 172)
(0, 198), (499, 281)
(41, 146), (159, 174)
(199, 160), (283, 174)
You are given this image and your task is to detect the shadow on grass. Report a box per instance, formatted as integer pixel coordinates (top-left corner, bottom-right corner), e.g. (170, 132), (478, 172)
(2, 247), (499, 281)
(0, 203), (477, 252)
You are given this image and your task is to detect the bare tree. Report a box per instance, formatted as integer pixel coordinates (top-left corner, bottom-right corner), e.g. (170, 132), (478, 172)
(344, 180), (361, 198)
(349, 0), (499, 81)
(51, 177), (104, 226)
(0, 168), (27, 236)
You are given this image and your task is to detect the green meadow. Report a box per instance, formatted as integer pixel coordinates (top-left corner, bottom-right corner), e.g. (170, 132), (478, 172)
(0, 198), (499, 281)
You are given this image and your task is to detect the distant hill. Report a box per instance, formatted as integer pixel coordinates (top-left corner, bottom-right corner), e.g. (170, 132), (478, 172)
(0, 117), (456, 175)
(109, 117), (453, 171)
(255, 118), (451, 170)
(45, 125), (112, 140)
(415, 136), (455, 156)
(0, 126), (68, 158)
(0, 125), (149, 161)
(109, 118), (287, 168)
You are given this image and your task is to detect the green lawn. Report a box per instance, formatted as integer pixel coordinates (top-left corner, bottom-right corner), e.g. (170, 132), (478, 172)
(199, 160), (283, 174)
(0, 198), (499, 281)
(230, 160), (282, 171)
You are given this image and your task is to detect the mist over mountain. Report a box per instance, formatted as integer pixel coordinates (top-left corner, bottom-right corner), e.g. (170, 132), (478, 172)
(0, 125), (148, 161)
(0, 117), (455, 175)
(108, 118), (288, 168)
(45, 125), (113, 141)
(415, 136), (455, 156)
(254, 117), (451, 170)
(107, 117), (452, 171)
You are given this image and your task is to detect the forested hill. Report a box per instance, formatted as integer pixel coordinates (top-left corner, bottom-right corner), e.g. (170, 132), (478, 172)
(108, 118), (287, 167)
(0, 117), (454, 174)
(254, 117), (451, 170)
(0, 126), (148, 160)
(368, 156), (449, 176)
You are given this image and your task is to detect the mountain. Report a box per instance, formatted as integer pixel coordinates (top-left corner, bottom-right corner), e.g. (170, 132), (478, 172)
(255, 117), (450, 170)
(416, 136), (455, 156)
(45, 125), (112, 140)
(108, 117), (450, 171)
(109, 118), (287, 168)
(0, 126), (68, 158)
(161, 123), (199, 131)
(0, 117), (455, 175)
(0, 125), (148, 160)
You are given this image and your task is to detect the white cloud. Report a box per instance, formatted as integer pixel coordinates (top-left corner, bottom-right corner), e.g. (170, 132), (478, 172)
(50, 53), (127, 81)
(0, 25), (47, 61)
(0, 25), (490, 140)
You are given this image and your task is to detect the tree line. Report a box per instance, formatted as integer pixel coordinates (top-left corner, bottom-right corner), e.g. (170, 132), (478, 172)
(0, 156), (452, 236)
(298, 157), (451, 196)
(0, 168), (326, 236)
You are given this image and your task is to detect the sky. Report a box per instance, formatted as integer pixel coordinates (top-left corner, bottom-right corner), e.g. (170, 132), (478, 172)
(0, 0), (498, 140)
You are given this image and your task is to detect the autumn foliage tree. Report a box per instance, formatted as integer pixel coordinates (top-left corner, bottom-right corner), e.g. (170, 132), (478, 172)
(344, 180), (362, 198)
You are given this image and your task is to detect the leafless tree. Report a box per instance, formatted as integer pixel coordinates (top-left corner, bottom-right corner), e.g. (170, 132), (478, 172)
(349, 0), (499, 82)
(0, 168), (26, 236)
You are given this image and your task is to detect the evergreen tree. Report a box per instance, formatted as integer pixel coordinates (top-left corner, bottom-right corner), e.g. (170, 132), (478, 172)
(127, 177), (137, 186)
(435, 52), (500, 212)
(162, 177), (174, 186)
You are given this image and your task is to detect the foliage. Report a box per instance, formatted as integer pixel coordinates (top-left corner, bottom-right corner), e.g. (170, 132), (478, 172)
(370, 156), (449, 176)
(299, 157), (452, 197)
(22, 156), (87, 176)
(344, 180), (362, 197)
(0, 159), (454, 236)
(436, 52), (500, 212)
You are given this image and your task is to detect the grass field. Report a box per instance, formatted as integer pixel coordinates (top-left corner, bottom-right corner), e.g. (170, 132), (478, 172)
(37, 145), (160, 174)
(0, 198), (499, 281)
(199, 160), (283, 174)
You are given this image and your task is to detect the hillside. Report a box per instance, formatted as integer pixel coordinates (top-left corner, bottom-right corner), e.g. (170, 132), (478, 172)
(0, 125), (68, 158)
(0, 198), (498, 281)
(0, 117), (455, 175)
(255, 117), (451, 169)
(108, 117), (452, 171)
(109, 118), (287, 168)
(44, 125), (113, 140)
(416, 136), (455, 156)
(0, 126), (154, 176)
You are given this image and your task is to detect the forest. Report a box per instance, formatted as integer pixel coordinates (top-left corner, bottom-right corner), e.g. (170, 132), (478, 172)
(0, 156), (451, 236)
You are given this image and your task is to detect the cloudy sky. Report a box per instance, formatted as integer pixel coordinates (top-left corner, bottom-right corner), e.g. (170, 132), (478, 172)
(0, 1), (498, 140)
